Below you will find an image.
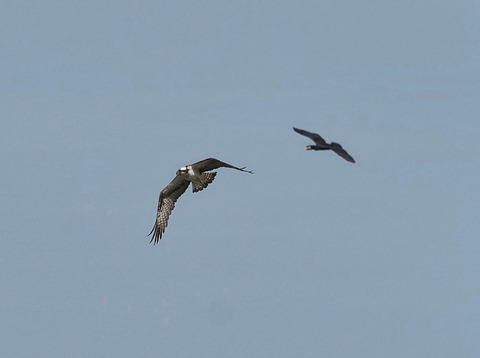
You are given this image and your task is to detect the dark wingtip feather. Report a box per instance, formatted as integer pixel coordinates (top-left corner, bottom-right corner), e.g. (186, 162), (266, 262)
(148, 224), (161, 245)
(240, 167), (254, 174)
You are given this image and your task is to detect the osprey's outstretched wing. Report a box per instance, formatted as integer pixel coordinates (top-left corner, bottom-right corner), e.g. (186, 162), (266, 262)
(293, 127), (327, 146)
(330, 143), (356, 163)
(148, 175), (190, 244)
(192, 158), (254, 174)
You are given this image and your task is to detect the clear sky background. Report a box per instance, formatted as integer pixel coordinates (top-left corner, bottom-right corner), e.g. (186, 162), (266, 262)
(2, 1), (480, 357)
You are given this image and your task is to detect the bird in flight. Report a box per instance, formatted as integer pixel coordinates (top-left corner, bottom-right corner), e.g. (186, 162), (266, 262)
(148, 158), (253, 244)
(293, 127), (355, 163)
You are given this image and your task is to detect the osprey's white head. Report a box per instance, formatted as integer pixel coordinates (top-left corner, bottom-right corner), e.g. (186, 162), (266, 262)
(176, 166), (188, 175)
(177, 165), (196, 179)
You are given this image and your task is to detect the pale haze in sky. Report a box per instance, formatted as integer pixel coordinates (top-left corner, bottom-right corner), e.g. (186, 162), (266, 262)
(1, 1), (480, 357)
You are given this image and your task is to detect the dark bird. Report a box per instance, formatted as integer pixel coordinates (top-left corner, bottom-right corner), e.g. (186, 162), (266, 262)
(148, 158), (253, 244)
(293, 127), (355, 163)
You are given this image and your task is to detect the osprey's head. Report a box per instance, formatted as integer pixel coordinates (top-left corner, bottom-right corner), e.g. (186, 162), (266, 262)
(306, 145), (314, 150)
(176, 166), (188, 176)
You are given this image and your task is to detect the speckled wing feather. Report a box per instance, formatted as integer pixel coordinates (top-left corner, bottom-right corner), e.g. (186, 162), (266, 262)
(330, 143), (355, 163)
(192, 158), (253, 174)
(293, 127), (327, 146)
(192, 172), (217, 193)
(148, 175), (190, 244)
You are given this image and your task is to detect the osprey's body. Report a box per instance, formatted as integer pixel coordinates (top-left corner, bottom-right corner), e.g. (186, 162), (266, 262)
(177, 165), (217, 193)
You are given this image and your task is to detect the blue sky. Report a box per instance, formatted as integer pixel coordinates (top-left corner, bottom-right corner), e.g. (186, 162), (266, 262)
(1, 1), (480, 357)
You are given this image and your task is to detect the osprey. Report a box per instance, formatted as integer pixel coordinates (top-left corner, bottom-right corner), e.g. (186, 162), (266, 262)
(148, 158), (253, 244)
(293, 127), (355, 163)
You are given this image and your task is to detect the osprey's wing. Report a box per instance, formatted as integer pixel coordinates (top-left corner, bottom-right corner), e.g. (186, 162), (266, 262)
(330, 143), (355, 163)
(293, 127), (327, 146)
(148, 175), (190, 244)
(192, 158), (253, 174)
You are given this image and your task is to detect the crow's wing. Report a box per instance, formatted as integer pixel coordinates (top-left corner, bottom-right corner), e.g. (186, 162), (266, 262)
(330, 143), (355, 163)
(292, 127), (328, 146)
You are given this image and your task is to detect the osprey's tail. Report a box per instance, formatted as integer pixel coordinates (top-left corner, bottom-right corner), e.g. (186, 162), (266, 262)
(192, 172), (217, 193)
